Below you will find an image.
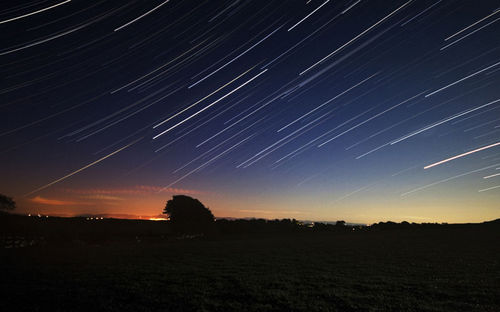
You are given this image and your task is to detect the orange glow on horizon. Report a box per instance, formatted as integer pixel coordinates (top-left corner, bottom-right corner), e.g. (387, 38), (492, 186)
(12, 183), (500, 225)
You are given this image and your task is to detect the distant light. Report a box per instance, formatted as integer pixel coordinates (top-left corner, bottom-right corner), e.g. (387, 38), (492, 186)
(149, 218), (167, 221)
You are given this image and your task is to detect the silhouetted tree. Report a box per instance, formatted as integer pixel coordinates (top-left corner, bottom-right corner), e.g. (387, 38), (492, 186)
(335, 220), (346, 227)
(0, 194), (15, 211)
(163, 195), (214, 234)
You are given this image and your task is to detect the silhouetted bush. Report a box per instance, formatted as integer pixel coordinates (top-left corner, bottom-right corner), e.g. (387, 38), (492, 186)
(163, 195), (215, 235)
(0, 194), (15, 211)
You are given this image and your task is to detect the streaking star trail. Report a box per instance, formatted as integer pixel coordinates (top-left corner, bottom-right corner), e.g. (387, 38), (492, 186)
(1, 0), (499, 223)
(424, 142), (500, 170)
(24, 137), (142, 196)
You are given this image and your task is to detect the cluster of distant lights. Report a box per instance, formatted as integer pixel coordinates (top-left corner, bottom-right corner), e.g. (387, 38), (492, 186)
(27, 214), (49, 218)
(26, 214), (168, 221)
(27, 214), (104, 220)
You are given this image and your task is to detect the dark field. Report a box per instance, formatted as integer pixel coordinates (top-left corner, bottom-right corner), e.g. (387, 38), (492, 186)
(1, 218), (499, 311)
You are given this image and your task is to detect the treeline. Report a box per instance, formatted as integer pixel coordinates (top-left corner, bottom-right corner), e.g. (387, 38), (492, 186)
(0, 215), (353, 242)
(216, 218), (355, 235)
(1, 213), (498, 248)
(0, 214), (172, 246)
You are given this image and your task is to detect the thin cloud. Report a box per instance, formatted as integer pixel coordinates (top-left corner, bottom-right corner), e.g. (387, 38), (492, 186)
(79, 195), (124, 201)
(60, 185), (205, 196)
(30, 196), (86, 206)
(239, 209), (307, 215)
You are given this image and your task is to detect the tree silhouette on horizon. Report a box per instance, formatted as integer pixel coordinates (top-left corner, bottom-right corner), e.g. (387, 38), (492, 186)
(0, 194), (16, 212)
(163, 195), (214, 234)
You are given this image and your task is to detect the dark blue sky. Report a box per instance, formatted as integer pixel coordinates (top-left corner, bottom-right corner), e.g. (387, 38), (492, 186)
(1, 0), (499, 222)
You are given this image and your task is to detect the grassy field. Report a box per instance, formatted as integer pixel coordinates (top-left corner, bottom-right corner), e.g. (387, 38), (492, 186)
(1, 222), (499, 311)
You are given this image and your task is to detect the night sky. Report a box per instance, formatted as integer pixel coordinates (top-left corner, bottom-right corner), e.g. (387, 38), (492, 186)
(1, 0), (499, 223)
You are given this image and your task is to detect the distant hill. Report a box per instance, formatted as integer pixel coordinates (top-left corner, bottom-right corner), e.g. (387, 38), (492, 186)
(483, 218), (500, 224)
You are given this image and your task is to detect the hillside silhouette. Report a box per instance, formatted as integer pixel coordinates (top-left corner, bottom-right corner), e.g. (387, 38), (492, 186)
(0, 195), (499, 311)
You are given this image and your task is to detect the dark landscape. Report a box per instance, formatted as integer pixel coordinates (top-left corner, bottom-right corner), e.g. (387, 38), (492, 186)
(2, 0), (500, 311)
(1, 212), (499, 311)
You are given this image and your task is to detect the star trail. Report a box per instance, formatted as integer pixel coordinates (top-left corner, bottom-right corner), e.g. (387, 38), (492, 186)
(1, 0), (499, 222)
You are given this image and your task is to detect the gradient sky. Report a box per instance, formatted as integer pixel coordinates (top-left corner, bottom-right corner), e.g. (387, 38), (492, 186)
(1, 0), (499, 223)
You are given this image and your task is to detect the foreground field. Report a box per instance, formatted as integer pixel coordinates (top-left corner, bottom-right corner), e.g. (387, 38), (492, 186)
(1, 225), (499, 311)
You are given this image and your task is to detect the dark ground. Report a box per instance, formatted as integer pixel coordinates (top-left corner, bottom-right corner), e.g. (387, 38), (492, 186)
(0, 216), (499, 311)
